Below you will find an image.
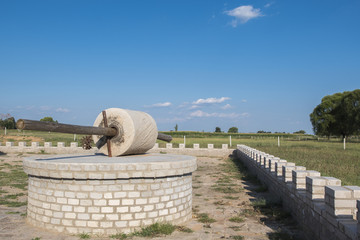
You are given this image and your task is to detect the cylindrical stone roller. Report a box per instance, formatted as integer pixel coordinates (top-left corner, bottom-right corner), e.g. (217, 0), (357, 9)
(93, 108), (158, 156)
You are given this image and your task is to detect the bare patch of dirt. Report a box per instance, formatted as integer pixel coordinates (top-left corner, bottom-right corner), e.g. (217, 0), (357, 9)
(0, 135), (43, 144)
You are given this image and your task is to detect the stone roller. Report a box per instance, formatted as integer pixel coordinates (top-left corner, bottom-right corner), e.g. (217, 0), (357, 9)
(16, 108), (172, 157)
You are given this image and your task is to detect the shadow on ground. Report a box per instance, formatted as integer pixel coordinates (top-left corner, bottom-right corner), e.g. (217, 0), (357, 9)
(228, 153), (305, 240)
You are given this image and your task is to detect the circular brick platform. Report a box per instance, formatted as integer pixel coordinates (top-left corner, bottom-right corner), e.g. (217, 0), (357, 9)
(23, 153), (197, 235)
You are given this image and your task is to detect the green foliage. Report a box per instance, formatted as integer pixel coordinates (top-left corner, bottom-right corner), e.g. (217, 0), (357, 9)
(110, 233), (127, 239)
(310, 89), (360, 138)
(78, 232), (90, 239)
(174, 124), (178, 132)
(215, 127), (221, 133)
(228, 127), (238, 133)
(132, 222), (176, 237)
(0, 114), (16, 129)
(231, 236), (244, 240)
(229, 216), (245, 223)
(293, 130), (306, 134)
(40, 116), (57, 122)
(257, 130), (271, 133)
(196, 213), (216, 223)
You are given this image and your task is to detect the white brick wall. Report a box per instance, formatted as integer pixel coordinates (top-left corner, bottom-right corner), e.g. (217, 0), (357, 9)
(25, 155), (195, 235)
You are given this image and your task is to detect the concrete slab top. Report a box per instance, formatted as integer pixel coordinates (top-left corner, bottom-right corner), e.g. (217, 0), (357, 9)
(24, 153), (195, 164)
(23, 153), (197, 179)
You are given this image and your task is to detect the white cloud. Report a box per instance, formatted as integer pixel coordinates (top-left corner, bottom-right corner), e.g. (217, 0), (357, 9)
(190, 110), (245, 119)
(190, 110), (212, 117)
(240, 112), (250, 117)
(264, 2), (273, 8)
(192, 97), (230, 105)
(222, 104), (232, 109)
(147, 102), (172, 108)
(56, 108), (70, 113)
(189, 105), (200, 109)
(225, 5), (263, 26)
(241, 99), (247, 103)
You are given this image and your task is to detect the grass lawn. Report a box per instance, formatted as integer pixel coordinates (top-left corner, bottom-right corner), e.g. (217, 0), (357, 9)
(244, 138), (360, 186)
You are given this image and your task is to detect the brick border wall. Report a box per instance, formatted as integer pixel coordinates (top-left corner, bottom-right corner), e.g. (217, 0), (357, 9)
(234, 145), (359, 240)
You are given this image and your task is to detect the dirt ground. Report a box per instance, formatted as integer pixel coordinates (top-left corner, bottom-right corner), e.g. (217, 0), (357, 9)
(0, 153), (303, 240)
(0, 135), (43, 145)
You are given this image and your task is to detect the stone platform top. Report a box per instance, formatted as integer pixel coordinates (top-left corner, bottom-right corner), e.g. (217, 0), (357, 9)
(23, 153), (197, 180)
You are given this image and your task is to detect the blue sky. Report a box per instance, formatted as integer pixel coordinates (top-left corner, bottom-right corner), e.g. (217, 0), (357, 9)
(1, 0), (359, 133)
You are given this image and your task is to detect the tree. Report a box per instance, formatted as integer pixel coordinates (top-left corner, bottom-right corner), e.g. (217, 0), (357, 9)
(215, 127), (221, 133)
(294, 130), (306, 134)
(334, 90), (360, 138)
(228, 127), (238, 133)
(40, 117), (57, 122)
(257, 130), (271, 133)
(310, 92), (343, 137)
(174, 124), (178, 132)
(310, 89), (360, 139)
(0, 114), (16, 129)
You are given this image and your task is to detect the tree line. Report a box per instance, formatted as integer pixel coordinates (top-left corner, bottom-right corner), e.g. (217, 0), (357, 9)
(310, 89), (360, 139)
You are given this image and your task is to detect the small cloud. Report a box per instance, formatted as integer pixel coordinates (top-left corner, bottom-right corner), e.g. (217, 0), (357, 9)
(192, 97), (230, 105)
(190, 110), (212, 117)
(190, 110), (245, 119)
(222, 104), (232, 110)
(217, 112), (240, 118)
(225, 5), (263, 26)
(241, 99), (247, 103)
(146, 102), (172, 108)
(264, 2), (273, 8)
(240, 112), (250, 117)
(56, 108), (70, 113)
(189, 105), (200, 109)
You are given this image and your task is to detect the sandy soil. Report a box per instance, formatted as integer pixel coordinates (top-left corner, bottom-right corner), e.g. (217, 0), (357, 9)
(0, 135), (43, 144)
(0, 153), (302, 240)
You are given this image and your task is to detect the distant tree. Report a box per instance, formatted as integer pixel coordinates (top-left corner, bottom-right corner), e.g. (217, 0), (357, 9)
(310, 92), (343, 137)
(228, 127), (238, 133)
(215, 127), (221, 133)
(310, 89), (360, 139)
(294, 130), (306, 134)
(257, 130), (271, 133)
(335, 90), (360, 139)
(0, 114), (16, 129)
(174, 124), (178, 132)
(40, 117), (57, 123)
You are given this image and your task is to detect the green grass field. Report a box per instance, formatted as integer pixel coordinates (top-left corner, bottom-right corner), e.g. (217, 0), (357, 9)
(168, 135), (360, 186)
(1, 129), (360, 186)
